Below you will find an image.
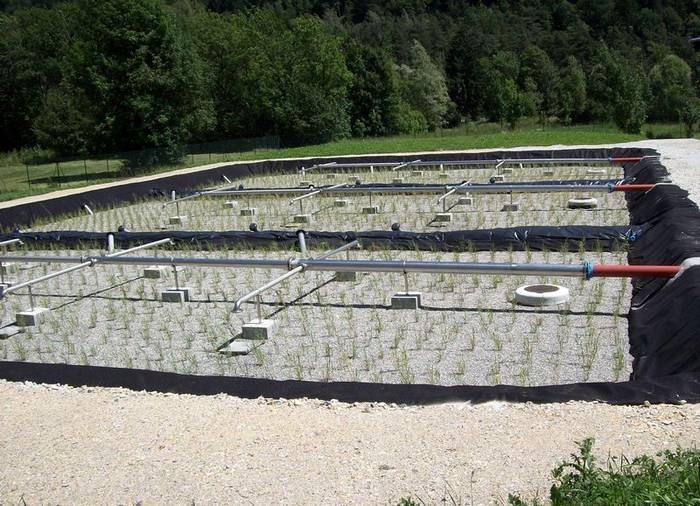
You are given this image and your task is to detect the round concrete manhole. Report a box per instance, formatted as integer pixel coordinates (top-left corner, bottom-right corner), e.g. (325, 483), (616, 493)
(514, 284), (570, 306)
(567, 197), (598, 209)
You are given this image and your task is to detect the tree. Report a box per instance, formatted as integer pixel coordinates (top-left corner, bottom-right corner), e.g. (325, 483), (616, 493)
(557, 56), (587, 125)
(396, 40), (451, 130)
(0, 6), (73, 151)
(344, 40), (402, 137)
(221, 10), (351, 146)
(51, 0), (214, 164)
(519, 45), (559, 123)
(649, 54), (695, 122)
(587, 43), (647, 133)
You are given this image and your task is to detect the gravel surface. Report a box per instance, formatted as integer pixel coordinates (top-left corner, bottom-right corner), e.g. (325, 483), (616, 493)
(0, 139), (698, 505)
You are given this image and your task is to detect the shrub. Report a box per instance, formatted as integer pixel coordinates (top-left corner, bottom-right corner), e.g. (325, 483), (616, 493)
(509, 438), (700, 505)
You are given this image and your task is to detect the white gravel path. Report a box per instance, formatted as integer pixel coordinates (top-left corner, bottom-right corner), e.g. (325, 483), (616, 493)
(0, 139), (698, 505)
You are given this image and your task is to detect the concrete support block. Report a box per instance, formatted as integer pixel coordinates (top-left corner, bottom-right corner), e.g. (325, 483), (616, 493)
(411, 170), (424, 177)
(0, 263), (18, 275)
(392, 177), (404, 184)
(326, 173), (338, 179)
(241, 319), (276, 340)
(434, 213), (452, 222)
(161, 287), (192, 303)
(221, 340), (255, 355)
(501, 204), (519, 212)
(240, 208), (257, 216)
(293, 214), (311, 224)
(0, 325), (21, 339)
(586, 168), (607, 175)
(16, 307), (49, 327)
(457, 197), (473, 206)
(299, 181), (313, 187)
(362, 206), (380, 215)
(501, 167), (513, 174)
(491, 174), (505, 182)
(438, 172), (449, 179)
(169, 216), (187, 225)
(391, 292), (422, 310)
(334, 271), (357, 282)
(348, 176), (361, 183)
(143, 266), (168, 279)
(333, 199), (349, 208)
(223, 201), (238, 208)
(542, 169), (555, 176)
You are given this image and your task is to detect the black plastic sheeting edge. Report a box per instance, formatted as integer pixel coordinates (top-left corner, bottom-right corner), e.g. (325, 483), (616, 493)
(150, 178), (622, 197)
(0, 225), (641, 252)
(0, 147), (650, 229)
(0, 361), (698, 405)
(3, 146), (699, 405)
(622, 157), (700, 378)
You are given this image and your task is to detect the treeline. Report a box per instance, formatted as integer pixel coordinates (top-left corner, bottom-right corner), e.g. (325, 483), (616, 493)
(0, 0), (699, 161)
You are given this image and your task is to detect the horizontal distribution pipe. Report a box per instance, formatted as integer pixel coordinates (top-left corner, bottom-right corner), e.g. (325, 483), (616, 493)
(0, 239), (22, 248)
(302, 156), (656, 172)
(232, 239), (360, 311)
(0, 238), (173, 298)
(0, 252), (680, 280)
(609, 184), (656, 192)
(289, 182), (347, 203)
(233, 265), (304, 312)
(206, 182), (655, 198)
(590, 264), (680, 278)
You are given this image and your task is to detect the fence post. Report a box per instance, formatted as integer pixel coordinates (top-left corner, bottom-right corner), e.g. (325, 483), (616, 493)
(56, 162), (61, 187)
(26, 164), (30, 188)
(84, 159), (88, 179)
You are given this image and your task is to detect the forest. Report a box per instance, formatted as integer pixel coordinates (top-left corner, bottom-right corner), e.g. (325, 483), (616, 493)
(0, 0), (698, 162)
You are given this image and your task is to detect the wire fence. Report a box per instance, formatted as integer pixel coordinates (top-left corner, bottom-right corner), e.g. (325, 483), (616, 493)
(6, 136), (280, 192)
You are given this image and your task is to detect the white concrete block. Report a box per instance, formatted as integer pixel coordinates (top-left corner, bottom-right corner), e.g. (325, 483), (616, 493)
(143, 266), (168, 279)
(434, 213), (453, 222)
(292, 214), (311, 223)
(16, 307), (49, 327)
(333, 199), (349, 208)
(362, 206), (379, 215)
(161, 287), (192, 303)
(241, 319), (276, 340)
(240, 208), (257, 216)
(501, 204), (519, 212)
(0, 263), (18, 275)
(169, 216), (187, 225)
(223, 200), (238, 208)
(334, 271), (357, 282)
(457, 197), (473, 205)
(222, 340), (254, 355)
(391, 292), (422, 310)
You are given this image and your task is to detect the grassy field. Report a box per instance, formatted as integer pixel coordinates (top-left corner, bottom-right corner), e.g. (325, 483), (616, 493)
(0, 121), (667, 203)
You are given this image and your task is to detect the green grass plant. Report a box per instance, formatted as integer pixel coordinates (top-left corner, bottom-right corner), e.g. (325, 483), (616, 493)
(0, 121), (647, 202)
(508, 438), (700, 506)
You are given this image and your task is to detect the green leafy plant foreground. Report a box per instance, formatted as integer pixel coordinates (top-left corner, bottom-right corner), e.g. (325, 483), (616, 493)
(509, 438), (700, 506)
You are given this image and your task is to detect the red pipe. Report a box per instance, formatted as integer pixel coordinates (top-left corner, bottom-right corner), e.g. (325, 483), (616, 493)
(611, 157), (644, 164)
(610, 184), (656, 192)
(592, 264), (680, 278)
